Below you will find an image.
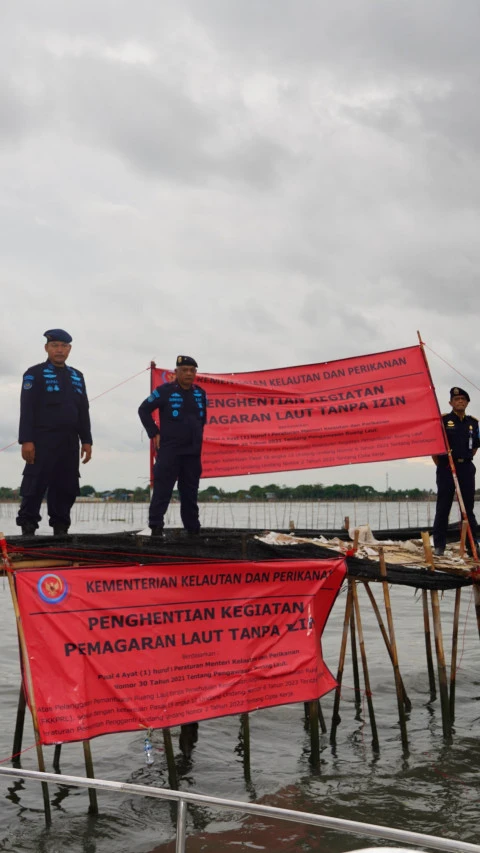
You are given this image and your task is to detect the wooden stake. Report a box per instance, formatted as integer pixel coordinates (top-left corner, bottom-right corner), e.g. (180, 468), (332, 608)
(351, 582), (379, 749)
(449, 588), (462, 724)
(0, 536), (51, 825)
(330, 583), (353, 744)
(344, 516), (350, 532)
(162, 728), (178, 789)
(352, 529), (360, 553)
(421, 532), (452, 739)
(378, 550), (409, 751)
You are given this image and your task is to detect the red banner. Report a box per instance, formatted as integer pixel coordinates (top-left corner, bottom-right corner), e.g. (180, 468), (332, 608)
(152, 345), (446, 477)
(15, 558), (346, 744)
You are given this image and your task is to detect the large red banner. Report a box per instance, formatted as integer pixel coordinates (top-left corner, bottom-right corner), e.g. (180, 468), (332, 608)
(15, 558), (346, 744)
(152, 345), (446, 477)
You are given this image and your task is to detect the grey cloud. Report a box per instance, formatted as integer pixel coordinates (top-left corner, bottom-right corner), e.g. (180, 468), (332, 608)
(192, 0), (480, 77)
(51, 56), (291, 188)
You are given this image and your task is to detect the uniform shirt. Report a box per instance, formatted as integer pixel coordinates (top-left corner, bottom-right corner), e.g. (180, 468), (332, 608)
(18, 360), (92, 445)
(138, 381), (207, 455)
(437, 410), (480, 465)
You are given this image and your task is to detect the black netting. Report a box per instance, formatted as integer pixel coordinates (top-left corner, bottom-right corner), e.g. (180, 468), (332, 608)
(5, 531), (473, 591)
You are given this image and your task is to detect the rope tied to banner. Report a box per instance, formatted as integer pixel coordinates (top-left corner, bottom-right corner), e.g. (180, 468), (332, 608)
(0, 365), (152, 454)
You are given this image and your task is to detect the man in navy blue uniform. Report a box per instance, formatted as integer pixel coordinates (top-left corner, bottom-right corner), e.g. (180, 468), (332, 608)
(138, 355), (207, 537)
(16, 329), (92, 536)
(432, 387), (479, 556)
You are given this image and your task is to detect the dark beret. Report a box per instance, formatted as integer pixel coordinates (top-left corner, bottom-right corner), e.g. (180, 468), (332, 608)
(44, 329), (72, 344)
(176, 355), (198, 368)
(450, 387), (470, 402)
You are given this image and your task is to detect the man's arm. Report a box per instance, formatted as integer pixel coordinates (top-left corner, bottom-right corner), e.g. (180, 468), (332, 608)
(78, 374), (93, 446)
(19, 367), (40, 463)
(138, 388), (162, 439)
(472, 416), (480, 458)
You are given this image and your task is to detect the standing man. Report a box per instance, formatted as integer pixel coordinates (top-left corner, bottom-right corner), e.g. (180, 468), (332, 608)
(138, 355), (207, 538)
(16, 329), (92, 536)
(432, 387), (479, 556)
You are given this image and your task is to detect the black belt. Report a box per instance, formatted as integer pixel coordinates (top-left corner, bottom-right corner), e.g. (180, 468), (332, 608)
(453, 458), (470, 463)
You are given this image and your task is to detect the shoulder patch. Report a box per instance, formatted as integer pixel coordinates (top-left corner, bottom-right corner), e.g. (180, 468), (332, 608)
(23, 381), (33, 390)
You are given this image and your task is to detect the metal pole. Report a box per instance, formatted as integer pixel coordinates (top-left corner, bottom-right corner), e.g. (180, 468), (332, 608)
(175, 798), (188, 853)
(2, 766), (479, 853)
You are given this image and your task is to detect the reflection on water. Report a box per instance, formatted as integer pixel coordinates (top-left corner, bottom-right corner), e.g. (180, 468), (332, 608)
(1, 505), (479, 852)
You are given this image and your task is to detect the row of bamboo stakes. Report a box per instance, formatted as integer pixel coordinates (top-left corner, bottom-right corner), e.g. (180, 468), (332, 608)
(1, 528), (479, 825)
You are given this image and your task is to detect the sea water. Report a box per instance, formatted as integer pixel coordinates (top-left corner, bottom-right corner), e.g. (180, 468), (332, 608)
(1, 502), (479, 853)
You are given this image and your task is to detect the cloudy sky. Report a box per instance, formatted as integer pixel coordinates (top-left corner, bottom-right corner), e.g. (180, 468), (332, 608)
(1, 0), (479, 493)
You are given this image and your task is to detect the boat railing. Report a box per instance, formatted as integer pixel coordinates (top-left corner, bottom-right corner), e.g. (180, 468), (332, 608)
(1, 766), (479, 853)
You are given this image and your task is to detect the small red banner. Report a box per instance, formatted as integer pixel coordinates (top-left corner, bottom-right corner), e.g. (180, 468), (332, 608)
(15, 558), (346, 744)
(152, 345), (445, 477)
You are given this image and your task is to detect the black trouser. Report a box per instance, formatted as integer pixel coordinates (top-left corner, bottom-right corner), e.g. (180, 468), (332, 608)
(150, 450), (202, 532)
(16, 432), (80, 531)
(433, 461), (478, 550)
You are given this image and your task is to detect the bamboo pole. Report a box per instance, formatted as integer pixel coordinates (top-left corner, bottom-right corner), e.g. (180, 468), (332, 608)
(459, 520), (468, 559)
(349, 607), (362, 714)
(422, 532), (452, 740)
(351, 582), (379, 750)
(83, 741), (98, 814)
(162, 728), (178, 789)
(330, 583), (353, 744)
(422, 588), (437, 699)
(318, 700), (327, 733)
(0, 535), (52, 825)
(449, 588), (462, 724)
(417, 331), (480, 639)
(308, 700), (320, 769)
(361, 580), (411, 712)
(378, 550), (409, 751)
(53, 744), (62, 772)
(12, 685), (26, 768)
(240, 713), (251, 779)
(304, 698), (327, 733)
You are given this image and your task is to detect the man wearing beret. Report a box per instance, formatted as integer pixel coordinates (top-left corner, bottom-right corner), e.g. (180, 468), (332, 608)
(138, 355), (207, 537)
(432, 387), (479, 556)
(16, 329), (93, 536)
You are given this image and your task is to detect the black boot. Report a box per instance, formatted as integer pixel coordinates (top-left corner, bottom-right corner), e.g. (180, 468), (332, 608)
(53, 523), (69, 537)
(150, 526), (164, 538)
(21, 524), (37, 537)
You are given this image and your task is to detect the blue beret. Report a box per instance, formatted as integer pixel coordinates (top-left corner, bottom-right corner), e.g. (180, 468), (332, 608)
(176, 355), (198, 367)
(44, 329), (72, 344)
(450, 387), (470, 402)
